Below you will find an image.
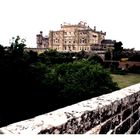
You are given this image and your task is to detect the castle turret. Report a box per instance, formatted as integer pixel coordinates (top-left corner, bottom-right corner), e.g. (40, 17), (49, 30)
(36, 31), (48, 48)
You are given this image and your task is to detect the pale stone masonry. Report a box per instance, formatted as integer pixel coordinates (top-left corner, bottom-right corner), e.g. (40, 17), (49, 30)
(36, 21), (107, 52)
(49, 21), (106, 52)
(0, 83), (140, 134)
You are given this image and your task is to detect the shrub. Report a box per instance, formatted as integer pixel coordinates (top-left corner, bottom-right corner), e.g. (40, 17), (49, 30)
(44, 60), (119, 106)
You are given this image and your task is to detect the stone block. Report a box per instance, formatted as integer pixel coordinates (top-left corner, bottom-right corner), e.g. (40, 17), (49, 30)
(122, 107), (132, 121)
(115, 118), (130, 134)
(131, 111), (139, 125)
(130, 119), (140, 134)
(111, 100), (122, 115)
(132, 103), (139, 112)
(111, 114), (122, 129)
(99, 120), (111, 134)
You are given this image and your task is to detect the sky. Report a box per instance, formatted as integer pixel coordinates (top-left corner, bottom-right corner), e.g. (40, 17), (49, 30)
(0, 0), (140, 50)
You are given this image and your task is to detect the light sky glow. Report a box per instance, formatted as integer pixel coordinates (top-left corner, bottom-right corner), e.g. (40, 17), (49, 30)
(0, 0), (140, 50)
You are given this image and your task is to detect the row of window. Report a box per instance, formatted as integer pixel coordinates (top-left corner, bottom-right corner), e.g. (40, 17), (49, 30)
(53, 32), (100, 38)
(54, 31), (88, 36)
(53, 39), (89, 44)
(79, 46), (90, 51)
(65, 40), (75, 44)
(64, 32), (74, 35)
(53, 38), (60, 43)
(53, 46), (90, 51)
(52, 36), (100, 44)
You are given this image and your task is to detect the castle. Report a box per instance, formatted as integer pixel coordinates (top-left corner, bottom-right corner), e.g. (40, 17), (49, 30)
(36, 31), (49, 48)
(36, 21), (115, 52)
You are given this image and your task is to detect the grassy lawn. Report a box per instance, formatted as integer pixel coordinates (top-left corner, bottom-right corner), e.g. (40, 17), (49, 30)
(111, 73), (140, 89)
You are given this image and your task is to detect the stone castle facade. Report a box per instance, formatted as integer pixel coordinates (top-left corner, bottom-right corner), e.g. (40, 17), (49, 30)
(36, 21), (115, 52)
(36, 31), (49, 48)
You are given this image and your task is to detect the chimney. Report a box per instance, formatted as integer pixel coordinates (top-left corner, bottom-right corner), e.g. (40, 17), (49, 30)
(94, 26), (96, 31)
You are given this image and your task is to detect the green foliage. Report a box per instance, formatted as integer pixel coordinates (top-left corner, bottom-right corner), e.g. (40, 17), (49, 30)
(0, 38), (119, 126)
(105, 50), (112, 60)
(88, 54), (103, 65)
(113, 41), (123, 60)
(44, 61), (119, 105)
(39, 50), (74, 65)
(9, 36), (26, 56)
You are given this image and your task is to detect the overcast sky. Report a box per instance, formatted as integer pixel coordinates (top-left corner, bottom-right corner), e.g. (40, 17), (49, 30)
(0, 0), (140, 50)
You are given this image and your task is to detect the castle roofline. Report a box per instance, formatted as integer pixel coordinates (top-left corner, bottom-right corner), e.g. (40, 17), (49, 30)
(61, 21), (89, 29)
(60, 22), (106, 35)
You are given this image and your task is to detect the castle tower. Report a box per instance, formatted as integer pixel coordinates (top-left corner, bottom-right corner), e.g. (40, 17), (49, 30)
(36, 31), (49, 48)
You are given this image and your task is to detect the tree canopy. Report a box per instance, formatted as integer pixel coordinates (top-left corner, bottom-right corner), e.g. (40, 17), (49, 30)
(0, 37), (119, 127)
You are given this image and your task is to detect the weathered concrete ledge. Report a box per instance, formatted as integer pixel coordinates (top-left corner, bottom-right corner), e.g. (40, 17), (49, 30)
(0, 83), (140, 134)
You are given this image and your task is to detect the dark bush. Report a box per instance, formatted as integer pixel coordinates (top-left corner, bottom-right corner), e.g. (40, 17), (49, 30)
(0, 38), (119, 127)
(44, 60), (119, 105)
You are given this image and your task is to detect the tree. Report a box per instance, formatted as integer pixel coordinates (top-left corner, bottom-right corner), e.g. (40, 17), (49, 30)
(76, 50), (88, 59)
(105, 50), (112, 60)
(113, 41), (123, 60)
(44, 60), (119, 106)
(10, 36), (26, 53)
(0, 38), (120, 127)
(88, 54), (103, 65)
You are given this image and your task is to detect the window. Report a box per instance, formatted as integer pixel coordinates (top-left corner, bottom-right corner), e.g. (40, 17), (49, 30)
(73, 46), (76, 50)
(93, 35), (97, 38)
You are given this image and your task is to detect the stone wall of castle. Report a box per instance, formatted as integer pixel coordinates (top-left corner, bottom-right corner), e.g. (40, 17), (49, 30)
(36, 31), (49, 48)
(48, 22), (106, 52)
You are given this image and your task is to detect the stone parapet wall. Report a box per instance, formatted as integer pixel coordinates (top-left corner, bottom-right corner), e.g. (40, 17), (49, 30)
(0, 83), (140, 134)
